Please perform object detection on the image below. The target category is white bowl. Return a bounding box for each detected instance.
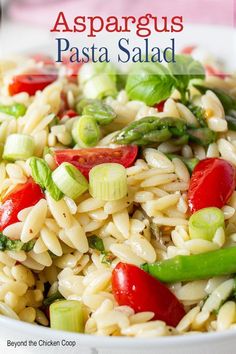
[0,23,236,354]
[1,315,236,354]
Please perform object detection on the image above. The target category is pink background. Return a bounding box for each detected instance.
[8,0,236,27]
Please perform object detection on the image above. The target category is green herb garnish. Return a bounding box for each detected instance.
[88,235,105,252]
[30,157,63,201]
[125,55,205,106]
[0,233,35,252]
[168,54,205,104]
[101,251,116,265]
[126,62,175,106]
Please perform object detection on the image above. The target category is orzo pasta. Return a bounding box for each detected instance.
[0,50,236,337]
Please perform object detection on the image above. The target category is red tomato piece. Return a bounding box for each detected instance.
[188,158,236,213]
[154,100,166,112]
[59,109,78,120]
[59,91,70,116]
[181,45,196,55]
[205,65,228,80]
[66,62,83,82]
[31,54,55,66]
[62,56,83,83]
[9,68,58,96]
[112,263,185,327]
[54,146,138,179]
[0,178,44,231]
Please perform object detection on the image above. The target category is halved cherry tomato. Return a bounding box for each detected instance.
[59,109,78,120]
[0,178,44,231]
[181,45,196,55]
[188,158,236,213]
[112,263,185,327]
[205,65,228,80]
[30,54,55,66]
[54,146,138,179]
[154,100,166,112]
[9,68,58,96]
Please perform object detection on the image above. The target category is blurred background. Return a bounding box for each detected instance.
[0,0,235,69]
[1,0,235,26]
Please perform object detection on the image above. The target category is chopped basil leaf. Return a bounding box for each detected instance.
[125,56,205,106]
[0,233,35,252]
[117,74,128,91]
[125,62,175,106]
[30,157,63,201]
[88,235,105,252]
[168,55,205,88]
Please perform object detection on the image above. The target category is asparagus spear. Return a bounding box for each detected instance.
[142,247,236,283]
[113,116,216,146]
[194,85,236,131]
[187,127,216,146]
[194,85,236,112]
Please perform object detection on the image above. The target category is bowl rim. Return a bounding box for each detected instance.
[1,315,236,348]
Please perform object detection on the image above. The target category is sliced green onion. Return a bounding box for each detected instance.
[0,103,26,118]
[3,134,35,161]
[76,98,95,114]
[89,163,127,201]
[189,207,225,241]
[72,115,100,147]
[79,62,117,85]
[83,74,117,99]
[79,62,117,99]
[50,300,84,333]
[52,162,88,199]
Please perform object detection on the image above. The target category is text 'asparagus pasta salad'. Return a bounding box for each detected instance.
[0,48,236,337]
